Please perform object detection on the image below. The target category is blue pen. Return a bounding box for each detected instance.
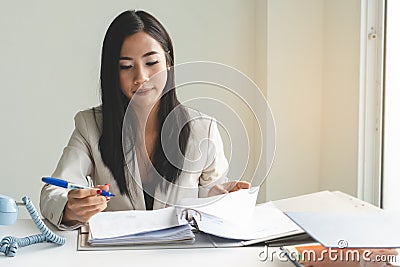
[42,177,115,197]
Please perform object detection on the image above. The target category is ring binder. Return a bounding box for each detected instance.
[180,208,202,232]
[82,188,305,249]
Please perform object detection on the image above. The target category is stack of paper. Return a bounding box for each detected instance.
[88,207,194,245]
[89,224,194,246]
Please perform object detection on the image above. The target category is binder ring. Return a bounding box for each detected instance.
[181,208,202,231]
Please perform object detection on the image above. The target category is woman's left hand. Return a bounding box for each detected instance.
[208,180,251,197]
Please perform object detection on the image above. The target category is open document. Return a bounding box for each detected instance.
[88,187,303,246]
[193,201,304,241]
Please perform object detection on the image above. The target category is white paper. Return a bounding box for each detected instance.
[178,187,259,224]
[89,207,183,239]
[196,202,303,240]
[286,211,400,248]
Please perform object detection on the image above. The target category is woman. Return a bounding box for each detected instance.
[40,10,250,230]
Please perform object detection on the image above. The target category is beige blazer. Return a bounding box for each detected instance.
[40,106,228,229]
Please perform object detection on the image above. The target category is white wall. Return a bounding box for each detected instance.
[265,0,323,200]
[265,0,361,200]
[320,0,360,196]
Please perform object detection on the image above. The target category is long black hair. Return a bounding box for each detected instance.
[99,10,190,195]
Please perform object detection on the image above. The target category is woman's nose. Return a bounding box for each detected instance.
[133,66,149,85]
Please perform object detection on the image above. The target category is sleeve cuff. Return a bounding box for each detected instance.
[40,185,83,230]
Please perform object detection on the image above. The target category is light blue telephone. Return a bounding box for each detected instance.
[0,194,65,257]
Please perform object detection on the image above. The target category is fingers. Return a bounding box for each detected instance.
[64,186,110,223]
[96,184,110,192]
[229,181,251,192]
[68,192,106,208]
[225,181,251,193]
[95,184,111,202]
[64,204,107,223]
[208,181,252,197]
[68,188,100,199]
[220,181,239,192]
[64,195,108,223]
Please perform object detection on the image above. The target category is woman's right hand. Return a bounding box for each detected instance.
[62,184,110,225]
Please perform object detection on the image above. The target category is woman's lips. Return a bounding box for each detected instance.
[133,87,154,96]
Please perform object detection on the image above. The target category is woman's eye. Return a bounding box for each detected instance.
[146,60,159,66]
[119,65,133,70]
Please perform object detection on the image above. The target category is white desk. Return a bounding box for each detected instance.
[0,191,379,267]
[1,220,292,267]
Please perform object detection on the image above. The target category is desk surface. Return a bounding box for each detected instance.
[0,191,379,267]
[1,220,290,267]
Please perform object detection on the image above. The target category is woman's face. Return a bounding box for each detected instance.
[119,31,168,110]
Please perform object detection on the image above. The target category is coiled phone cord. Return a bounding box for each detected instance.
[0,196,66,257]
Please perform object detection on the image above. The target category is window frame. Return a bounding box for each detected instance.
[357,0,385,207]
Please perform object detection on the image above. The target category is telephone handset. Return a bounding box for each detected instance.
[0,194,65,257]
